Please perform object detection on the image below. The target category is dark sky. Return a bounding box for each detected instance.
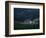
[14,8,39,21]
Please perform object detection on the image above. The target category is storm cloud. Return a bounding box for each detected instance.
[14,8,39,21]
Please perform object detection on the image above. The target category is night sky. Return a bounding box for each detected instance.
[14,8,39,22]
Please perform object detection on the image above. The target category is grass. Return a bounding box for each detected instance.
[14,23,39,30]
